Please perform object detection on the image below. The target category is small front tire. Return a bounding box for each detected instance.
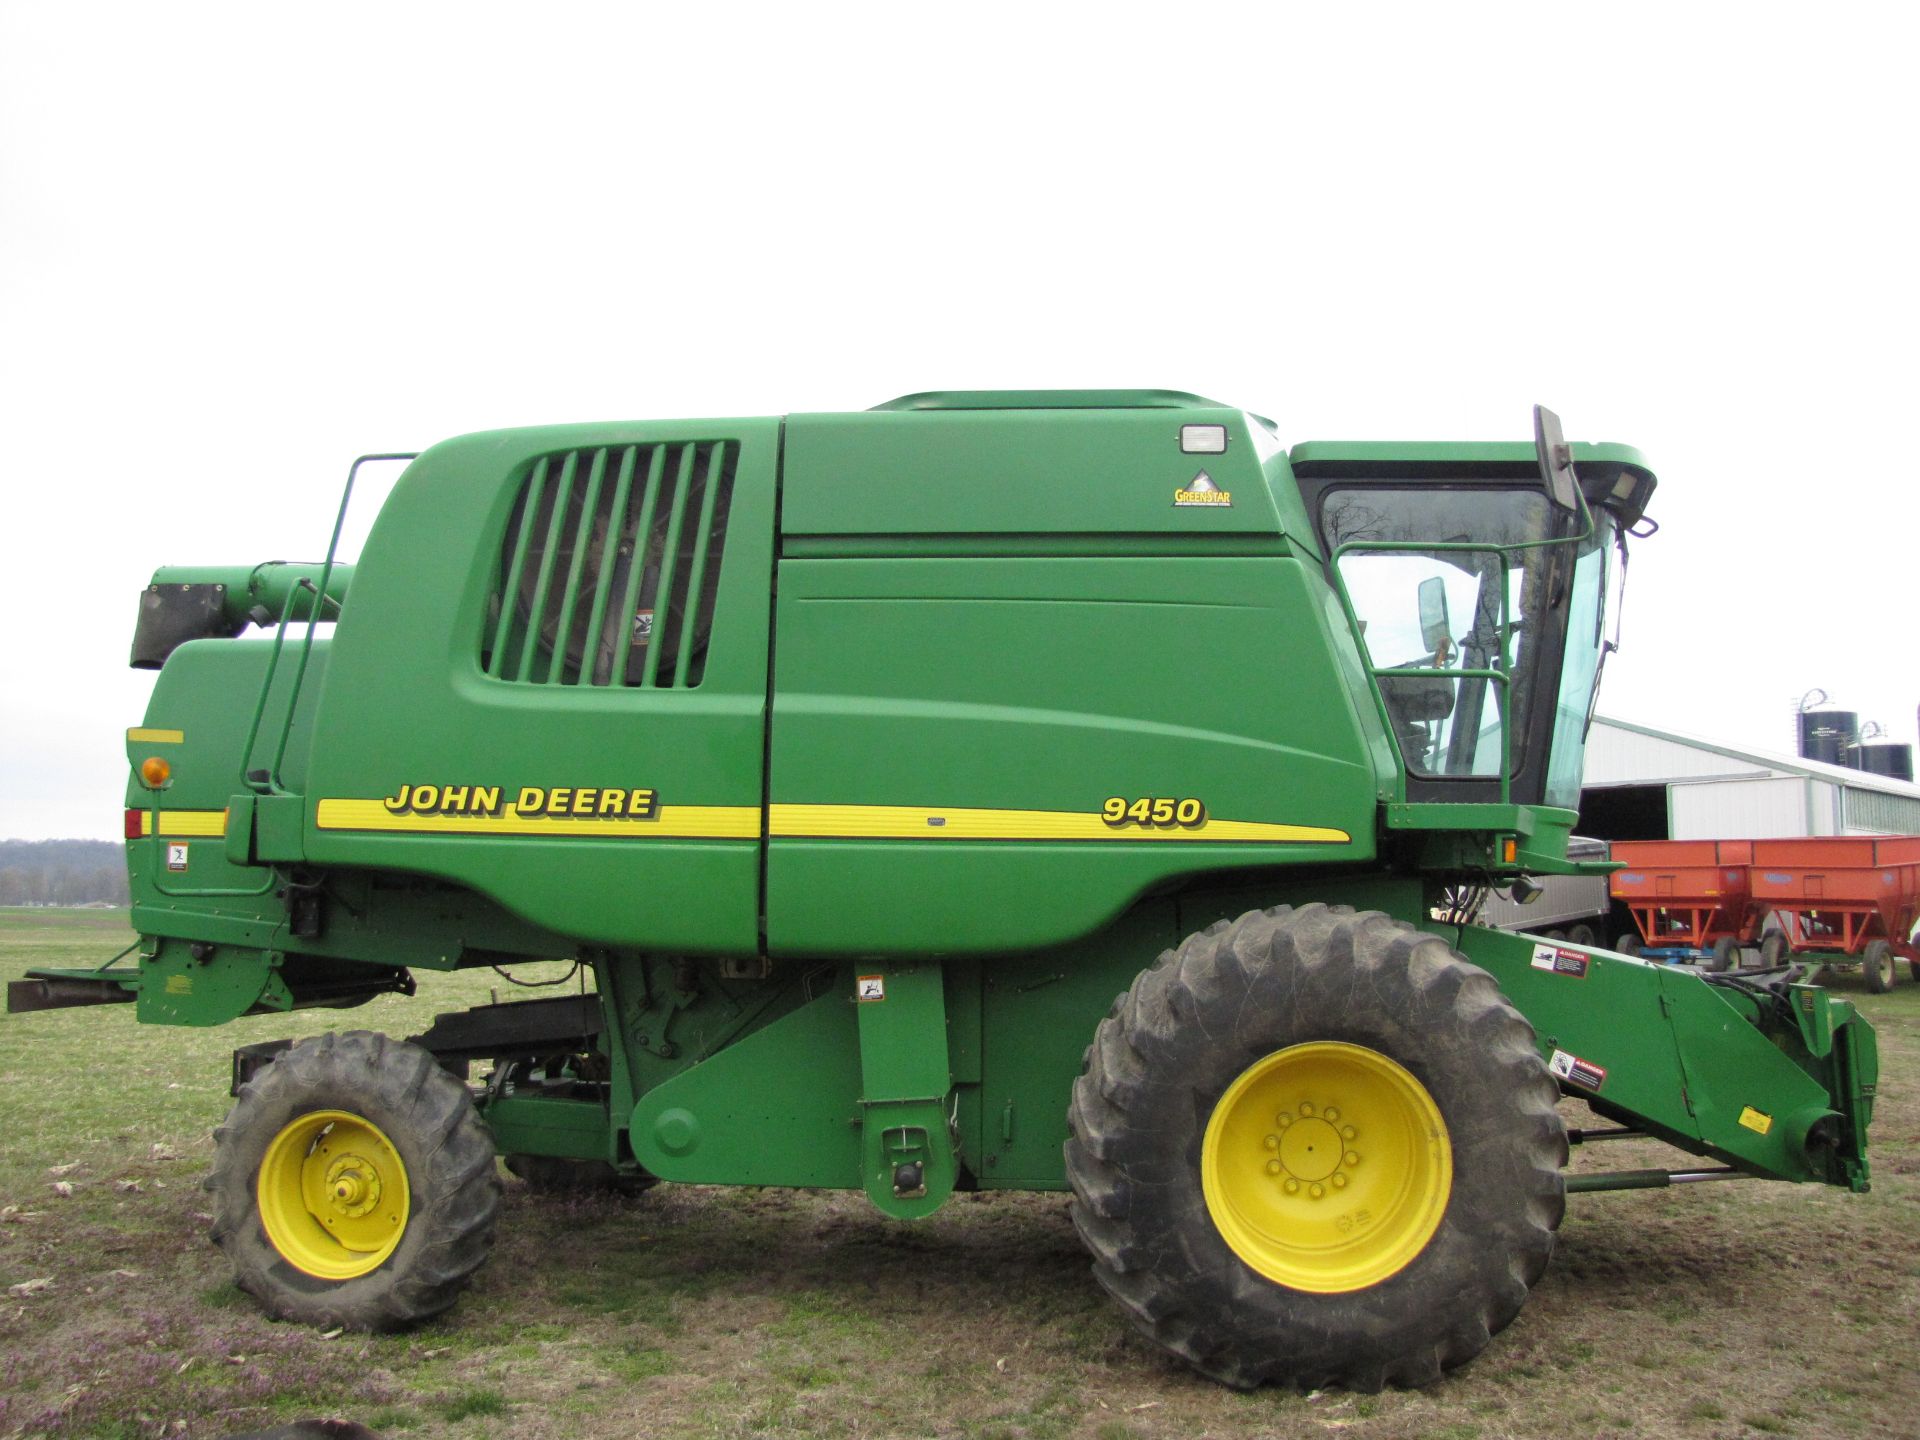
[208,1031,502,1331]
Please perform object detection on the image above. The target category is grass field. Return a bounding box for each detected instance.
[2,908,1916,1440]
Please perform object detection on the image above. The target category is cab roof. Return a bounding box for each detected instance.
[1288,439,1654,482]
[872,389,1226,412]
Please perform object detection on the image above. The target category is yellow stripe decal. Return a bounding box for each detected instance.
[768,804,1350,844]
[128,728,185,745]
[151,810,229,838]
[314,799,760,839]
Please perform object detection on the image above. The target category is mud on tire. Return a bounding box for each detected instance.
[207,1030,502,1330]
[1064,903,1566,1391]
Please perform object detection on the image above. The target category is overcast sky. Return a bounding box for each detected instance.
[2,6,1914,841]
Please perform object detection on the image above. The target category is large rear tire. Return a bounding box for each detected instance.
[1065,904,1566,1391]
[208,1031,502,1330]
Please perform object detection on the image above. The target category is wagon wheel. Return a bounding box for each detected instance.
[1615,932,1642,958]
[1862,939,1895,994]
[1567,924,1597,948]
[1759,931,1791,968]
[1707,937,1740,973]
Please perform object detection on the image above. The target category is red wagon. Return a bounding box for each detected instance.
[1608,839,1764,971]
[1749,835,1920,993]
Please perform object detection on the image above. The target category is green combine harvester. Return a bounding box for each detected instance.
[9,393,1877,1390]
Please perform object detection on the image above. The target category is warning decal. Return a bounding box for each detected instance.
[856,975,886,1003]
[1529,943,1590,978]
[1548,1048,1607,1092]
[166,842,189,873]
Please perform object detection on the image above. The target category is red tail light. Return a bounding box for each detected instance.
[124,809,145,840]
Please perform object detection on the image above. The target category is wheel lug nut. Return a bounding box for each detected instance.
[1299,1103,1316,1118]
[1266,1160,1282,1175]
[1264,1134,1279,1150]
[1323,1107,1340,1123]
[1309,1183,1324,1199]
[1333,1173,1348,1189]
[1284,1179,1300,1195]
[1344,1152,1360,1167]
[1276,1113,1293,1129]
[1342,1126,1357,1141]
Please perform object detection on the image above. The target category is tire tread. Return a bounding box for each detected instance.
[1063,904,1565,1391]
[207,1030,501,1332]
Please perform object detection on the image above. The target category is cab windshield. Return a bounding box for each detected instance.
[1323,486,1613,807]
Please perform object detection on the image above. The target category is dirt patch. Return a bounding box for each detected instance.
[5,911,1918,1439]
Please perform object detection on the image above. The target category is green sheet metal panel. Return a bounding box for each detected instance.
[302,420,780,954]
[629,985,865,1188]
[782,406,1288,537]
[134,940,288,1026]
[126,641,323,950]
[855,963,951,1102]
[482,1094,621,1163]
[975,901,1182,1189]
[764,555,1380,956]
[1443,924,1843,1183]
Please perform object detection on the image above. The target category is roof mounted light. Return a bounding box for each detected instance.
[1180,424,1228,454]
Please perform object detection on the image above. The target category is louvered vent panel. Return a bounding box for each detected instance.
[483,441,736,687]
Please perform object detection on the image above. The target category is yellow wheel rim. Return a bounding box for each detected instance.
[257,1109,411,1280]
[1201,1042,1451,1293]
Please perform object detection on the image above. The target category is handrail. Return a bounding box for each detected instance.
[239,580,312,790]
[244,452,417,795]
[1326,539,1515,804]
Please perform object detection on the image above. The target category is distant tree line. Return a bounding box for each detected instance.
[0,840,130,906]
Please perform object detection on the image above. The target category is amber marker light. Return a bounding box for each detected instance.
[139,756,172,788]
[1502,838,1518,864]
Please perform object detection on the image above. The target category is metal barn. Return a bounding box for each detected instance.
[1580,716,1920,843]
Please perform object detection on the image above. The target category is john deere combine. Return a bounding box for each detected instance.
[10,393,1877,1389]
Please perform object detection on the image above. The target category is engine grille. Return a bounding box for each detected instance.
[484,441,736,688]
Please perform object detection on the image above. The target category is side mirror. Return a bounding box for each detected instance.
[1417,576,1451,654]
[1533,404,1582,515]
